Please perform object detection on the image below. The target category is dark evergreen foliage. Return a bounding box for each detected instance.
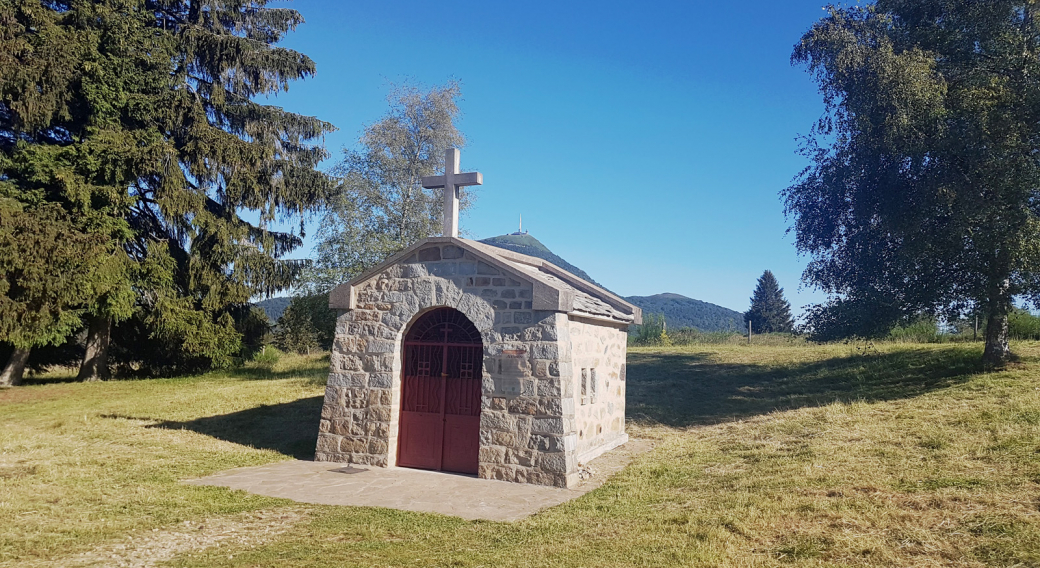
[787,1,1040,363]
[744,271,794,334]
[275,293,335,354]
[0,0,333,376]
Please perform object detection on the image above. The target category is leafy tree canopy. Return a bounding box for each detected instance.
[301,82,467,293]
[786,1,1040,363]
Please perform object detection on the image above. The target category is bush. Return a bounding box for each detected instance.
[1009,309,1040,340]
[632,313,671,346]
[274,293,336,354]
[888,318,944,343]
[250,345,283,366]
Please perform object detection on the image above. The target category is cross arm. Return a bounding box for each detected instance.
[421,172,483,189]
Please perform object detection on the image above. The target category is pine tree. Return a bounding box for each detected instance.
[745,270,794,334]
[0,201,111,386]
[0,1,334,377]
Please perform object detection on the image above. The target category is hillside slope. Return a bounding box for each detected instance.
[625,293,743,332]
[478,234,600,286]
[255,296,291,322]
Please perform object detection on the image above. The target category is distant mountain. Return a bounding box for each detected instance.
[624,293,744,332]
[255,296,291,322]
[480,235,742,332]
[478,233,600,285]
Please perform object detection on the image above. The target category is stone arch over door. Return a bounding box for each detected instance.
[396,307,484,474]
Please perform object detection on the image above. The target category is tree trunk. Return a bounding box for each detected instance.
[982,280,1012,365]
[77,315,111,382]
[1,348,30,387]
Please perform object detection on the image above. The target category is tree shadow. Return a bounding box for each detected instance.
[626,346,991,428]
[107,396,325,459]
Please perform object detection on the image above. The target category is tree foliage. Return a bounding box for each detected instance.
[301,82,467,293]
[274,293,335,354]
[0,0,333,376]
[633,312,671,346]
[786,1,1040,363]
[744,270,794,334]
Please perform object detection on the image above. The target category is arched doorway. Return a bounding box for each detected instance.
[397,308,483,474]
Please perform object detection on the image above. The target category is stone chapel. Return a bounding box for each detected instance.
[315,149,641,488]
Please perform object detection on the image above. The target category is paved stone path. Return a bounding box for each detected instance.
[186,439,652,522]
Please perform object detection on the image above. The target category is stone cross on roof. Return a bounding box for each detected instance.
[421,148,483,238]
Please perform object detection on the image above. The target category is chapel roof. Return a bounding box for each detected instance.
[329,237,642,326]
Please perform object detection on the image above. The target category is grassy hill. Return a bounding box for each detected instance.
[2,342,1038,566]
[478,233,600,285]
[626,292,744,332]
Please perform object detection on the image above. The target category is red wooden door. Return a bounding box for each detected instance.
[398,309,482,474]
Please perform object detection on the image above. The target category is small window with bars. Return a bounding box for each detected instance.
[590,368,598,404]
[581,368,588,405]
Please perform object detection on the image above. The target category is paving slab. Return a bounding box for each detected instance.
[186,439,652,522]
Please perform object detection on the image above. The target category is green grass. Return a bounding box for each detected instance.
[3,343,1040,566]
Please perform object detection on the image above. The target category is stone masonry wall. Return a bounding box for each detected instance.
[315,243,580,488]
[569,317,628,461]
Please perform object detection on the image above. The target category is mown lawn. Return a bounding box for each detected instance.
[2,342,1039,567]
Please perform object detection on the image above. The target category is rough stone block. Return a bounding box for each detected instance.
[490,465,516,481]
[532,417,565,434]
[509,302,523,310]
[367,406,392,422]
[318,419,331,433]
[458,262,477,275]
[477,262,500,275]
[501,289,516,299]
[479,446,506,464]
[537,378,561,397]
[417,247,441,261]
[492,278,506,286]
[528,434,566,452]
[315,434,339,454]
[506,448,536,467]
[507,398,538,415]
[368,439,388,455]
[492,431,517,447]
[481,411,516,431]
[369,373,393,389]
[427,262,456,277]
[366,340,396,354]
[539,453,568,474]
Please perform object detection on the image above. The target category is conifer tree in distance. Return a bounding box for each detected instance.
[745,270,794,334]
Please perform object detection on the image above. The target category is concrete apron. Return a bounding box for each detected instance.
[185,439,652,522]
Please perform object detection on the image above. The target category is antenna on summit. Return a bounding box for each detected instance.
[511,214,528,236]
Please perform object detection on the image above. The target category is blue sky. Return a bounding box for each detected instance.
[267,0,833,315]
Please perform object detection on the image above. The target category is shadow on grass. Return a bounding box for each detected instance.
[626,346,989,428]
[107,396,325,459]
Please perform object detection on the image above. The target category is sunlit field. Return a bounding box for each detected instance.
[2,343,1038,567]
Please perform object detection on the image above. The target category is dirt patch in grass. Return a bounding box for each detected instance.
[49,508,309,568]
